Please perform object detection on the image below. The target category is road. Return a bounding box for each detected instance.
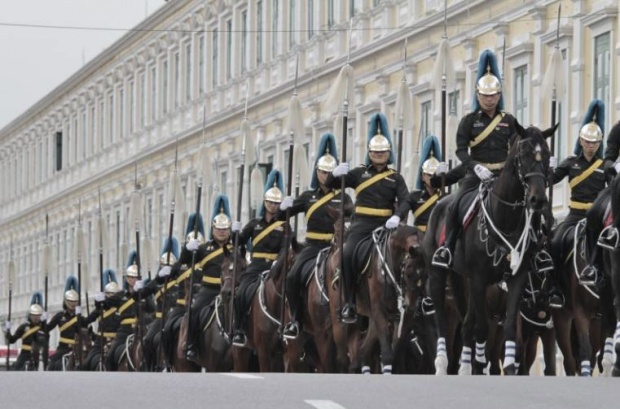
[1,372,616,409]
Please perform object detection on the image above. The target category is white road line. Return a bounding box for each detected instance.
[222,373,264,379]
[305,399,347,409]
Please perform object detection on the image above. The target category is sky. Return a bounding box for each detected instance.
[0,0,168,129]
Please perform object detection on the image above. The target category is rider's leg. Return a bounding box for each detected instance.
[232,280,248,346]
[283,258,303,339]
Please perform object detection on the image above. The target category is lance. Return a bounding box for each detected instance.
[395,38,413,174]
[186,108,209,347]
[128,161,144,370]
[42,215,52,369]
[229,83,254,338]
[542,4,563,211]
[6,240,15,371]
[95,189,109,372]
[75,199,86,369]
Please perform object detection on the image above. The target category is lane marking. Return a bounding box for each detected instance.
[305,399,347,409]
[222,373,264,379]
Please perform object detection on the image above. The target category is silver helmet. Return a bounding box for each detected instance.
[579,122,603,143]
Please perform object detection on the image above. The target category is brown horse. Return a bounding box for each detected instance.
[232,243,299,372]
[62,327,93,371]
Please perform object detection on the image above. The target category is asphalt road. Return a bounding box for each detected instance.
[1,372,616,409]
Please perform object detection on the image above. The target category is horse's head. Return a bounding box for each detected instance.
[391,226,424,308]
[510,123,557,211]
[326,206,344,249]
[220,245,245,303]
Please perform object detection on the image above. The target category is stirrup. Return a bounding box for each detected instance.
[420,297,435,316]
[578,265,598,287]
[534,250,554,273]
[340,304,357,324]
[598,226,620,250]
[282,322,300,340]
[232,332,247,347]
[431,247,452,268]
[548,292,565,309]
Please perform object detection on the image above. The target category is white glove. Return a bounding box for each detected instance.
[75,306,82,316]
[385,215,401,229]
[436,162,448,175]
[474,164,493,181]
[134,279,145,291]
[186,238,200,252]
[549,156,557,169]
[280,196,294,211]
[4,321,11,332]
[94,292,105,302]
[332,162,350,178]
[232,221,242,233]
[614,162,620,174]
[158,265,172,278]
[41,311,48,322]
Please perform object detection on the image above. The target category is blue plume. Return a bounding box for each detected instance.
[126,250,138,269]
[30,291,43,306]
[185,212,205,238]
[574,99,605,158]
[160,237,180,260]
[416,135,443,190]
[64,275,79,293]
[258,169,285,217]
[472,49,504,112]
[102,269,118,286]
[210,194,232,239]
[365,112,395,165]
[310,133,339,189]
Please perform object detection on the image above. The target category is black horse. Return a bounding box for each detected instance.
[425,124,556,375]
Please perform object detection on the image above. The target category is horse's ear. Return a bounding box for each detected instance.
[541,123,559,139]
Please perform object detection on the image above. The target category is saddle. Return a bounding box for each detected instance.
[438,188,483,246]
[352,236,379,278]
[303,248,330,288]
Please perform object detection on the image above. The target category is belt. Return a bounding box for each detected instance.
[251,252,278,261]
[355,206,393,217]
[21,345,32,351]
[121,318,137,325]
[569,200,592,210]
[202,276,222,285]
[176,299,186,306]
[100,332,116,338]
[59,337,76,345]
[482,161,505,171]
[415,224,427,232]
[155,312,163,318]
[306,231,334,241]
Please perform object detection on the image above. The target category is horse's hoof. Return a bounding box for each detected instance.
[361,365,371,375]
[434,355,448,376]
[382,364,392,375]
[458,363,472,376]
[503,364,516,375]
[612,366,620,377]
[473,360,487,375]
[601,357,613,377]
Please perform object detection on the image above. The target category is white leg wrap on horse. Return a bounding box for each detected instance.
[435,337,449,376]
[602,337,614,377]
[361,365,371,375]
[503,341,516,368]
[580,360,591,377]
[475,341,487,364]
[437,337,447,357]
[615,321,620,346]
[382,364,392,375]
[459,347,472,375]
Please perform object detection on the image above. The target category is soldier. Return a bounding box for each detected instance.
[596,120,620,248]
[432,49,524,269]
[4,294,46,371]
[82,270,123,371]
[184,194,233,361]
[231,169,287,347]
[280,133,353,339]
[550,100,609,288]
[329,112,409,323]
[46,276,95,371]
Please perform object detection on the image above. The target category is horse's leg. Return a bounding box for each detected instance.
[430,268,449,375]
[541,328,557,376]
[611,254,620,377]
[459,278,477,376]
[470,277,490,375]
[573,303,593,376]
[502,271,528,375]
[552,308,576,376]
[358,319,378,374]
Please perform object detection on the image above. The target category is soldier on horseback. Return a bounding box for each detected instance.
[550,100,609,288]
[184,194,233,362]
[597,120,620,249]
[431,50,530,269]
[281,133,353,339]
[231,169,287,347]
[329,112,409,323]
[4,294,46,371]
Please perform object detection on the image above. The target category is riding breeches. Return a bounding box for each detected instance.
[444,173,480,248]
[286,241,327,321]
[188,285,220,346]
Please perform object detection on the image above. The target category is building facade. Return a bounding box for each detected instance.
[1,0,618,341]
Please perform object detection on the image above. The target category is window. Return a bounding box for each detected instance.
[162,60,169,114]
[100,100,105,148]
[108,93,115,144]
[185,43,192,102]
[327,1,334,28]
[226,19,232,80]
[140,73,146,127]
[198,35,205,94]
[115,211,121,269]
[118,88,124,138]
[220,170,227,195]
[594,32,610,108]
[129,81,135,134]
[90,105,95,155]
[55,131,62,171]
[421,101,432,139]
[272,0,279,58]
[151,66,157,122]
[350,0,355,18]
[72,116,78,164]
[448,90,460,117]
[513,65,528,125]
[307,0,314,40]
[81,110,87,158]
[241,11,248,73]
[373,0,381,6]
[174,51,180,108]
[257,1,263,65]
[289,0,296,49]
[212,29,219,88]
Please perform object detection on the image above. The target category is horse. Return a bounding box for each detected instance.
[232,242,300,372]
[605,173,620,376]
[61,327,93,371]
[429,124,556,375]
[117,296,155,372]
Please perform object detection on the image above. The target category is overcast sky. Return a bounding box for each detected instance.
[0,0,168,129]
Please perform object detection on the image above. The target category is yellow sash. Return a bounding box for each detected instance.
[155,280,177,301]
[176,245,232,284]
[21,325,41,341]
[413,193,440,219]
[58,316,78,333]
[569,159,603,189]
[305,190,340,221]
[469,113,505,148]
[251,221,285,248]
[355,170,395,196]
[97,307,118,321]
[118,298,135,314]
